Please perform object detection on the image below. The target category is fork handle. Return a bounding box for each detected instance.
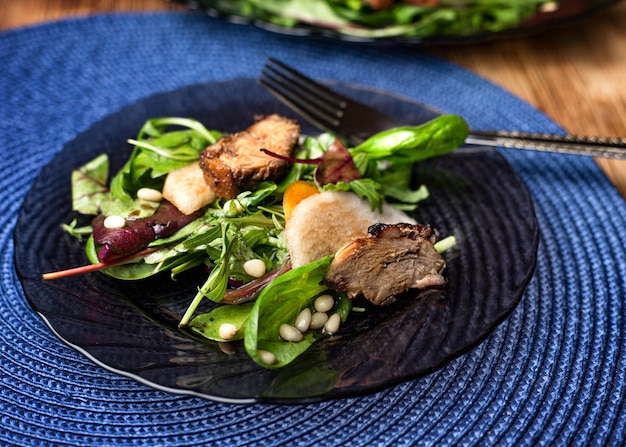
[466,130,626,159]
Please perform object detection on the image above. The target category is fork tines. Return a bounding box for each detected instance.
[260,58,346,134]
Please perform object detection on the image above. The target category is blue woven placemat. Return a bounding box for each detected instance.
[1,12,625,446]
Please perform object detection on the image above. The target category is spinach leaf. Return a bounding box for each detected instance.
[350,114,468,163]
[189,302,256,342]
[244,256,333,368]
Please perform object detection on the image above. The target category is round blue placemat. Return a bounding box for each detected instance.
[1,12,625,446]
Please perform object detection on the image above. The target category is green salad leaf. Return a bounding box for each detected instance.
[244,256,333,368]
[110,117,221,201]
[57,110,466,368]
[190,302,255,342]
[350,114,469,162]
[71,153,110,215]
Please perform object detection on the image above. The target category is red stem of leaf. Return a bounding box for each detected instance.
[221,262,292,304]
[260,148,321,165]
[41,246,162,280]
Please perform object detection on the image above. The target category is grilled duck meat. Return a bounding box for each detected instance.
[199,114,300,198]
[323,223,446,306]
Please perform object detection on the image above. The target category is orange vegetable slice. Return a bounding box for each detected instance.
[283,180,319,222]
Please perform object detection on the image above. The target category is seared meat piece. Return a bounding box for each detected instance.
[323,223,446,306]
[199,114,300,198]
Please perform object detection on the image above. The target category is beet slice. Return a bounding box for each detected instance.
[92,201,201,262]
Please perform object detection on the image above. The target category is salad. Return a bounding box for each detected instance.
[45,112,468,368]
[189,0,559,39]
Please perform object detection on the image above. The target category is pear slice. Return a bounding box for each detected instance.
[284,190,415,268]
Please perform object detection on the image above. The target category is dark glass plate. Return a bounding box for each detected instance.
[14,79,538,404]
[175,0,619,45]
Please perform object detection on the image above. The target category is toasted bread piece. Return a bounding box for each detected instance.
[284,190,415,268]
[162,161,216,215]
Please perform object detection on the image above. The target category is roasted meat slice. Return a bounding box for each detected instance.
[323,223,446,306]
[199,114,300,198]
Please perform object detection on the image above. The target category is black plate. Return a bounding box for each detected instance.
[14,79,538,404]
[177,0,619,45]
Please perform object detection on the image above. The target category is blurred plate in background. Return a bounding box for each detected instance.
[173,0,620,44]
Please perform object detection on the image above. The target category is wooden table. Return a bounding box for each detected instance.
[3,0,626,197]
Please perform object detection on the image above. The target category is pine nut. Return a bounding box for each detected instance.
[309,312,328,330]
[279,323,303,342]
[137,187,163,202]
[295,308,312,333]
[218,323,238,340]
[258,350,276,365]
[243,259,266,278]
[539,2,559,13]
[314,294,334,313]
[103,215,125,229]
[324,313,341,334]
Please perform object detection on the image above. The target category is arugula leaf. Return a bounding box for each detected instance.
[61,219,93,240]
[178,222,237,327]
[322,178,384,212]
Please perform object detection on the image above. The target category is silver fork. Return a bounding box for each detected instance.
[259,58,626,159]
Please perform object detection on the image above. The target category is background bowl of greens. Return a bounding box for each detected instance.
[174,0,620,44]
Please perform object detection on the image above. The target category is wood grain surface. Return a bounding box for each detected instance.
[2,0,625,198]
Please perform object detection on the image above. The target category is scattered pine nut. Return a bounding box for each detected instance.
[137,187,163,202]
[324,313,341,334]
[539,2,559,13]
[103,215,125,229]
[314,294,334,313]
[295,308,312,333]
[258,350,276,365]
[243,259,266,278]
[279,323,303,342]
[309,312,328,330]
[218,323,238,340]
